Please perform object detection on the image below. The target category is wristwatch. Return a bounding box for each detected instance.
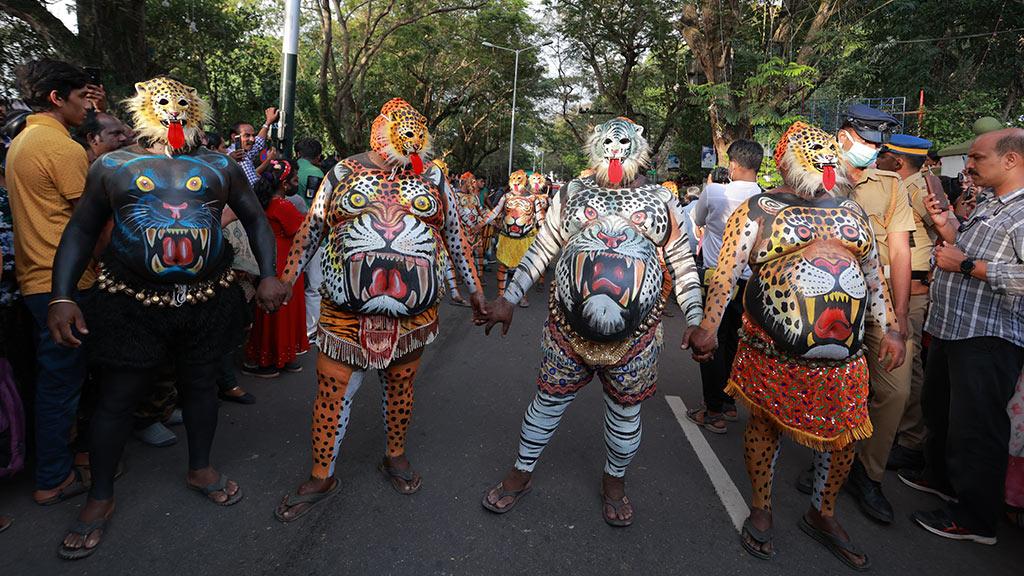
[960,257,976,278]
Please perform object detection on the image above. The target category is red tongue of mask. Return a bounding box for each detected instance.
[822,165,836,191]
[409,152,424,175]
[608,158,623,186]
[167,122,185,150]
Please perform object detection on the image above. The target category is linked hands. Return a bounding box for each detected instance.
[257,276,290,313]
[478,296,514,336]
[682,325,717,363]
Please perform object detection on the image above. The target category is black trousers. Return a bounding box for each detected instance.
[698,279,745,413]
[922,336,1024,535]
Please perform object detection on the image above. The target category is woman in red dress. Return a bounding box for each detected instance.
[244,161,309,376]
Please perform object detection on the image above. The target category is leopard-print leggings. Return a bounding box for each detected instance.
[310,351,421,480]
[744,411,854,516]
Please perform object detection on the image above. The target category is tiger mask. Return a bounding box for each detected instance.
[528,172,547,195]
[586,117,651,188]
[774,121,849,200]
[370,98,432,175]
[508,169,528,194]
[126,76,210,152]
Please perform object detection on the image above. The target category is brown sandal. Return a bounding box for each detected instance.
[600,492,634,527]
[686,407,727,434]
[378,458,422,495]
[481,480,533,514]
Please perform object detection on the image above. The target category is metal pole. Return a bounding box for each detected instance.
[507,49,520,177]
[279,0,300,159]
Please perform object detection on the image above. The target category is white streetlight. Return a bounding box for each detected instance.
[482,39,553,176]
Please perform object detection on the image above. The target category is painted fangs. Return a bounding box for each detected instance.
[151,254,165,274]
[198,229,208,249]
[146,228,158,246]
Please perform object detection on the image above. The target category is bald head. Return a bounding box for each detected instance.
[967,128,1024,194]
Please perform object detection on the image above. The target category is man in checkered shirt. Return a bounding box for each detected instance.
[900,128,1024,545]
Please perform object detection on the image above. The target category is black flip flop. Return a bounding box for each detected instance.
[187,474,244,506]
[481,480,533,514]
[58,515,111,560]
[378,459,422,495]
[218,388,256,405]
[741,517,774,560]
[274,479,339,523]
[798,515,871,571]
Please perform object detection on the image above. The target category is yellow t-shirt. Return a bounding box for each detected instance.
[849,168,916,268]
[6,114,95,296]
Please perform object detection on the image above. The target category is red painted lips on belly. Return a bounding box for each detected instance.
[813,306,852,341]
[161,235,194,266]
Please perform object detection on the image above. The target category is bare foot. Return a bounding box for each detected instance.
[805,508,867,568]
[187,466,239,504]
[484,469,532,511]
[61,498,114,556]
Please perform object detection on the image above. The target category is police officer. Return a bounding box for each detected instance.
[875,134,948,474]
[838,104,915,524]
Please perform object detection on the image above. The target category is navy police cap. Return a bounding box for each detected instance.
[884,134,932,156]
[843,103,901,144]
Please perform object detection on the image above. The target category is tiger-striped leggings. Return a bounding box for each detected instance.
[744,411,855,516]
[513,391,642,477]
[309,351,421,480]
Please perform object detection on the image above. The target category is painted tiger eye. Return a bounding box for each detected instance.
[186,176,203,191]
[349,192,367,208]
[412,195,432,212]
[135,175,155,192]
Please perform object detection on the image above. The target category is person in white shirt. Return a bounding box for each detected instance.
[686,139,763,433]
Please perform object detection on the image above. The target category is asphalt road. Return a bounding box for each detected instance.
[1,282,1020,576]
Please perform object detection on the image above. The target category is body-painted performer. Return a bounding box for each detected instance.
[459,171,487,280]
[528,171,550,292]
[274,98,485,522]
[46,77,288,559]
[480,117,703,526]
[431,158,469,306]
[479,169,540,307]
[690,122,905,569]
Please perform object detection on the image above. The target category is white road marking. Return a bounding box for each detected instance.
[665,395,748,532]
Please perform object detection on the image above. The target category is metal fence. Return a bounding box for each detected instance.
[801,96,909,133]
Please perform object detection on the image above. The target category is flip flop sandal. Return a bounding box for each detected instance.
[378,459,422,495]
[36,469,89,506]
[187,474,244,507]
[481,480,533,514]
[518,299,530,308]
[58,513,112,560]
[685,407,727,435]
[600,492,634,527]
[798,516,871,572]
[274,479,339,523]
[723,405,740,422]
[450,297,471,307]
[741,517,775,560]
[0,516,12,534]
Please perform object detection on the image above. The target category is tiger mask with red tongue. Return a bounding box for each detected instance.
[774,121,849,200]
[126,76,210,152]
[370,98,432,175]
[585,116,650,188]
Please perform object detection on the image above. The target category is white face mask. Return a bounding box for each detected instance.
[840,130,879,168]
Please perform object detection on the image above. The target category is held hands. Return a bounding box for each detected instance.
[265,107,280,125]
[469,290,488,325]
[482,297,514,336]
[682,325,717,363]
[933,241,967,273]
[879,329,906,371]
[47,302,89,348]
[256,277,290,313]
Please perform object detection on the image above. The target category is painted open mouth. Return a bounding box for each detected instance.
[803,290,860,347]
[348,251,433,309]
[160,119,187,127]
[573,251,645,308]
[145,226,209,274]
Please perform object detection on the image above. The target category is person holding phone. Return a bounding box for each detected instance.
[227,107,279,186]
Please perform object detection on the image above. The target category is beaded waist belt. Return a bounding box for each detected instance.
[96,262,237,308]
[548,287,665,366]
[739,326,864,368]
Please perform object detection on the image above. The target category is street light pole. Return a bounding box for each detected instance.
[278,0,300,159]
[482,40,552,177]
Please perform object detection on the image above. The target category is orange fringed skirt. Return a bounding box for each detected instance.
[725,315,872,452]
